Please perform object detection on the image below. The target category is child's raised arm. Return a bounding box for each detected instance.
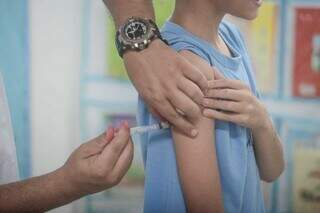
[172,51,224,213]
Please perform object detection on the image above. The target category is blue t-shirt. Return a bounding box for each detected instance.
[136,20,265,213]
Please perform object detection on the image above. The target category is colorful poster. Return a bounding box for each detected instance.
[293,142,320,213]
[106,0,175,80]
[248,2,278,94]
[281,121,320,213]
[292,7,320,98]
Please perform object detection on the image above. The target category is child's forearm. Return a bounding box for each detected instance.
[252,117,284,182]
[172,118,223,213]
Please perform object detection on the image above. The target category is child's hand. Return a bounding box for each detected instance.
[60,121,134,196]
[202,69,269,131]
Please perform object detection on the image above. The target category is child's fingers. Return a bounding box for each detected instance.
[111,138,134,179]
[208,79,248,90]
[205,88,245,102]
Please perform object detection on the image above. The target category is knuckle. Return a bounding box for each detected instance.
[206,90,213,97]
[190,88,200,99]
[152,93,164,104]
[142,86,155,99]
[221,79,227,85]
[187,105,201,117]
[243,115,250,123]
[176,57,186,71]
[95,168,107,180]
[169,111,180,121]
[168,68,178,79]
[224,89,230,95]
[193,71,201,81]
[209,99,216,107]
[245,94,254,102]
[247,104,254,112]
[226,102,232,109]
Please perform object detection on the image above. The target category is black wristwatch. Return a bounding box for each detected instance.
[115,17,168,57]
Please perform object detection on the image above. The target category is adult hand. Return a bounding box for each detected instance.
[61,121,134,195]
[202,70,269,131]
[124,40,208,137]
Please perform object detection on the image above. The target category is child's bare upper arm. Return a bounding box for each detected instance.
[172,50,223,213]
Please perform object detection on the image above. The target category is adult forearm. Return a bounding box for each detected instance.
[103,0,154,27]
[0,168,81,212]
[252,118,284,182]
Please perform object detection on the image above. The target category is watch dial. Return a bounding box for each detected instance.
[124,21,147,40]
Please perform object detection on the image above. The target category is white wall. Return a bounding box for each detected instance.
[29,0,82,212]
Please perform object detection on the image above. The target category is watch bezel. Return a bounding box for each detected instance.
[115,17,167,57]
[120,17,154,48]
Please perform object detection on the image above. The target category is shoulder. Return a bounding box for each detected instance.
[161,21,211,63]
[179,50,214,80]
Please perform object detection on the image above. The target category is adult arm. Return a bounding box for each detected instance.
[103,0,208,137]
[0,123,133,212]
[172,51,223,213]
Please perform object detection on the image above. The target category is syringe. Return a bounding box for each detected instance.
[130,122,170,136]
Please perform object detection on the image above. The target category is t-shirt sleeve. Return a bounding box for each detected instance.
[164,33,211,63]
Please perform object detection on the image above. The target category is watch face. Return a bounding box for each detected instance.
[124,20,148,41]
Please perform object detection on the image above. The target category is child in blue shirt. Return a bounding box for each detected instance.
[137,0,284,212]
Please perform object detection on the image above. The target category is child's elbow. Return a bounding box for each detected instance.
[261,162,285,183]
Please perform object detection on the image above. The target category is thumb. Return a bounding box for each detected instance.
[212,67,225,80]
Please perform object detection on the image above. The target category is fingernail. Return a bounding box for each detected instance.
[124,120,129,128]
[120,120,129,129]
[106,126,112,134]
[191,129,198,137]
